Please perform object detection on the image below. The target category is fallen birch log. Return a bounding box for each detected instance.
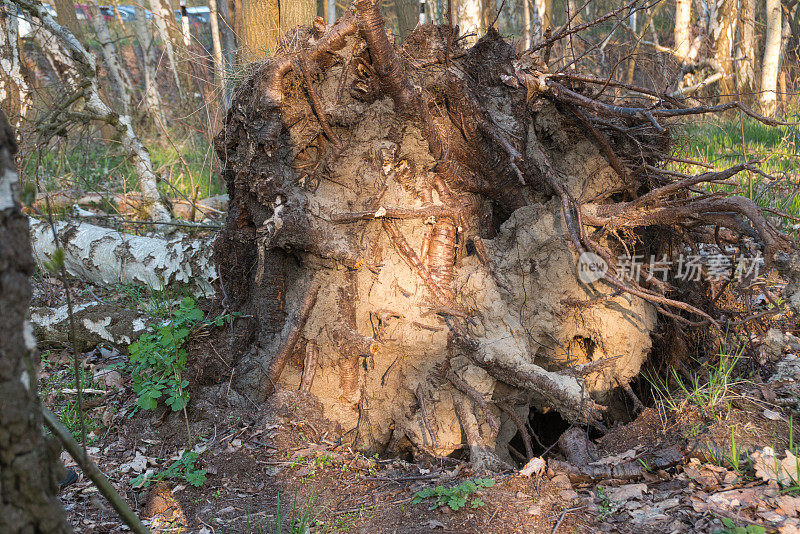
[29,218,217,295]
[30,301,151,352]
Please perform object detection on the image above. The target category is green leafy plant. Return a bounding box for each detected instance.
[124,297,236,413]
[716,517,766,534]
[596,486,621,520]
[132,450,207,489]
[411,478,494,511]
[253,493,318,534]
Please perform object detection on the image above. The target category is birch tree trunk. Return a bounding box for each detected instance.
[674,0,692,62]
[0,2,31,130]
[694,0,709,33]
[533,0,550,39]
[456,0,482,43]
[179,0,192,48]
[709,0,737,101]
[208,0,226,101]
[149,0,185,98]
[736,0,756,100]
[134,5,165,121]
[760,0,782,115]
[87,0,133,114]
[20,0,172,223]
[29,217,216,295]
[239,0,278,61]
[396,0,419,41]
[327,0,336,23]
[0,110,70,534]
[217,0,236,65]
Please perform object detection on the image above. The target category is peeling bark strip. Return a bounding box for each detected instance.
[29,218,216,295]
[0,111,69,532]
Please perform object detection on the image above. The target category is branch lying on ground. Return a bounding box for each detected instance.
[29,217,217,295]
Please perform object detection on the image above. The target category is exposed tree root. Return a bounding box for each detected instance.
[213,0,796,470]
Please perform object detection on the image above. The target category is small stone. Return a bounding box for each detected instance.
[559,489,580,502]
[605,483,647,502]
[527,504,542,516]
[551,473,572,489]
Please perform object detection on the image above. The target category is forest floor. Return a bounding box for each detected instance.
[29,116,800,533]
[33,272,800,534]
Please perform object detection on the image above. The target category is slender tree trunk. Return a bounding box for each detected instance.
[208,0,226,102]
[0,2,31,130]
[694,0,709,33]
[457,0,483,42]
[280,0,316,32]
[239,0,278,61]
[709,0,737,101]
[760,0,781,115]
[674,0,692,62]
[481,0,495,31]
[534,0,549,39]
[87,0,133,114]
[179,0,191,48]
[148,0,185,98]
[327,0,336,23]
[134,5,165,121]
[778,10,792,111]
[396,0,419,40]
[523,0,530,48]
[53,0,83,40]
[737,0,756,100]
[216,0,236,106]
[0,110,71,534]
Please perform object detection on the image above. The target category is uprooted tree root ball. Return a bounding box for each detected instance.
[212,3,794,467]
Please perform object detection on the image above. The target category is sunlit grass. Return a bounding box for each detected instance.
[670,115,800,233]
[20,133,224,203]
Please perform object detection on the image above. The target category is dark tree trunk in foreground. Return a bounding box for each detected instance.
[0,112,69,531]
[214,1,792,467]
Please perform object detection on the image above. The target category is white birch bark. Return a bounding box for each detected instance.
[456,0,482,43]
[0,3,31,131]
[327,0,336,24]
[179,0,191,48]
[216,0,235,104]
[208,0,225,100]
[29,217,216,295]
[148,0,184,97]
[134,5,164,121]
[87,0,133,114]
[533,0,545,39]
[760,0,782,115]
[31,301,152,351]
[674,0,692,62]
[19,0,171,223]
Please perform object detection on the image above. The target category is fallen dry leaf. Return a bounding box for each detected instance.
[753,447,800,486]
[519,457,546,477]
